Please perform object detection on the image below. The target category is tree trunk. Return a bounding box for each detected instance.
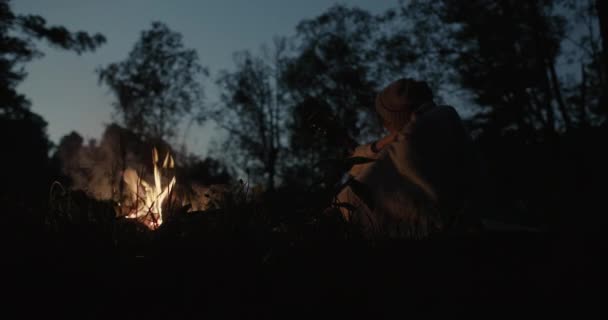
[530,0,559,133]
[266,149,277,191]
[527,94,549,129]
[579,63,589,127]
[597,0,608,114]
[549,61,573,130]
[597,0,608,81]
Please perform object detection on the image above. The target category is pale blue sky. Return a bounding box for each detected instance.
[14,0,396,156]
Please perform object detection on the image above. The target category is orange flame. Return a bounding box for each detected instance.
[123,147,176,229]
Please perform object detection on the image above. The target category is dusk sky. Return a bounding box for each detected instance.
[14,0,396,156]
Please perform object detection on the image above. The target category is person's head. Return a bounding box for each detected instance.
[375,78,434,133]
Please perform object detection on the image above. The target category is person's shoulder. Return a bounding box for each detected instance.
[426,104,464,121]
[434,104,458,114]
[414,104,459,121]
[408,104,466,140]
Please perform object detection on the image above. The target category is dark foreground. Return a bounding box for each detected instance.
[6,223,607,318]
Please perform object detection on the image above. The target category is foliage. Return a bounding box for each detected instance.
[98,21,208,141]
[0,0,105,119]
[0,0,104,205]
[213,39,289,190]
[0,110,53,196]
[281,5,383,187]
[3,0,608,252]
[391,0,605,136]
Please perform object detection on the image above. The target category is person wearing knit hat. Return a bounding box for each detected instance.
[335,78,485,238]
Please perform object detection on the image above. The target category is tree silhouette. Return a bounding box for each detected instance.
[98,22,208,141]
[282,5,381,187]
[0,0,105,119]
[0,0,105,196]
[392,0,605,137]
[213,39,288,190]
[597,0,607,115]
[561,0,605,125]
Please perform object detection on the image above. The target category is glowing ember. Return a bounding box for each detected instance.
[123,147,176,229]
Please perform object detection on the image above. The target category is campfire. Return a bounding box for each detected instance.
[122,147,176,229]
[56,126,235,230]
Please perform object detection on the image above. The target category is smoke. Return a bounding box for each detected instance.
[55,124,228,215]
[56,124,171,200]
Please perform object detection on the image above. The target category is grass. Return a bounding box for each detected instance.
[3,176,605,317]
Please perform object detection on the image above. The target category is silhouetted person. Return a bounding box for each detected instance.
[336,78,484,237]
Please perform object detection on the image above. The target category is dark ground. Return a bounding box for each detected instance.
[6,217,607,317]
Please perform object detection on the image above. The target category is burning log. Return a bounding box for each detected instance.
[56,125,249,230]
[121,147,176,229]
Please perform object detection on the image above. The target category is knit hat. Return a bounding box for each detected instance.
[375,78,434,131]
